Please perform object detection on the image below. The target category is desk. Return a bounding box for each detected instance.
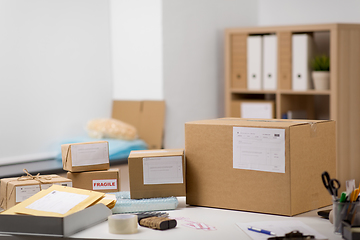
[0,163,342,240]
[69,198,341,240]
[0,199,341,240]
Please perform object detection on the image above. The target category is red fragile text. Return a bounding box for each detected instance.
[93,182,115,187]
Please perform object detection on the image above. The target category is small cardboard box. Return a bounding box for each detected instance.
[112,101,166,149]
[67,169,120,193]
[185,118,336,216]
[0,175,72,210]
[230,100,275,118]
[61,141,110,172]
[128,149,186,199]
[0,203,111,237]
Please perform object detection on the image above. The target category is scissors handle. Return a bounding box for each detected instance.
[330,178,340,197]
[322,171,340,198]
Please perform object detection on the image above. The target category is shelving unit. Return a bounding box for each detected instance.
[224,23,360,191]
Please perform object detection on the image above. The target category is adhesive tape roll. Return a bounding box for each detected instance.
[108,214,138,234]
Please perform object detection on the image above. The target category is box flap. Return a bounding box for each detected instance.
[186,118,331,128]
[129,149,184,158]
[112,100,165,149]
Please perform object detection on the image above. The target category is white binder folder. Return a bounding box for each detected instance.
[247,36,262,90]
[263,35,277,90]
[292,34,313,90]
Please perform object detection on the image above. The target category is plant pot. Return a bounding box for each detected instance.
[312,71,330,90]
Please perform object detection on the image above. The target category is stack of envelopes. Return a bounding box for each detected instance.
[1,185,115,217]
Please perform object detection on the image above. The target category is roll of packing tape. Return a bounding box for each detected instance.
[108,214,138,234]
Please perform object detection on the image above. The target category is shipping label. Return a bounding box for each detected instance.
[15,182,72,203]
[233,127,285,173]
[143,156,183,185]
[71,143,109,167]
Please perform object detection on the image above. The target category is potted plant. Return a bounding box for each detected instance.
[311,55,330,90]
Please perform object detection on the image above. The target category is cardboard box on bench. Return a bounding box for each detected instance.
[185,118,336,216]
[112,100,165,149]
[128,149,186,199]
[67,169,120,193]
[0,174,72,210]
[61,141,110,172]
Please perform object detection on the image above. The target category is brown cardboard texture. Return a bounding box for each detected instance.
[67,169,120,193]
[0,174,72,210]
[230,100,275,118]
[185,118,336,216]
[61,141,110,172]
[128,149,186,199]
[112,100,165,149]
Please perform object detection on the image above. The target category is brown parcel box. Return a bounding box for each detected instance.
[61,141,110,172]
[0,175,72,210]
[112,101,165,149]
[185,118,336,216]
[128,149,186,199]
[67,169,120,193]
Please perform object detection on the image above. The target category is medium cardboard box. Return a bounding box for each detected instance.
[112,100,166,149]
[185,118,336,216]
[128,149,186,199]
[67,169,120,193]
[0,175,72,210]
[61,141,110,172]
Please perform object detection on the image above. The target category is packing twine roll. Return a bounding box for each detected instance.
[139,216,177,230]
[108,214,138,234]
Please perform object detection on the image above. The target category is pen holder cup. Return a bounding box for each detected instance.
[333,200,360,234]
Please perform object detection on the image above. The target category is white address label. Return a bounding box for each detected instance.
[143,156,183,185]
[16,182,72,203]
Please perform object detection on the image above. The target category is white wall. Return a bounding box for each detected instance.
[162,0,258,148]
[258,0,360,26]
[111,0,163,100]
[7,0,358,162]
[0,0,112,164]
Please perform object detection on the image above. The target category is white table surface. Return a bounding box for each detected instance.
[70,197,342,240]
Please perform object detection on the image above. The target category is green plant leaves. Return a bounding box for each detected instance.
[311,55,330,71]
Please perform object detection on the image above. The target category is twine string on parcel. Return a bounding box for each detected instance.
[7,169,54,201]
[17,169,53,184]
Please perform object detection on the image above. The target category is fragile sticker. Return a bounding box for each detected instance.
[93,179,117,190]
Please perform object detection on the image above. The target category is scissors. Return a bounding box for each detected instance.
[321,171,341,200]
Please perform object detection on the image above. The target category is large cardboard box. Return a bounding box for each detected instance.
[0,175,72,210]
[185,118,336,216]
[61,141,110,172]
[67,169,120,193]
[112,101,165,149]
[128,149,186,199]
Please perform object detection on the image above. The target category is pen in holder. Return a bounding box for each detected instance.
[333,200,360,234]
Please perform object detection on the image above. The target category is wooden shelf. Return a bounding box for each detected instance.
[279,90,331,95]
[230,88,331,95]
[224,23,360,193]
[230,89,276,94]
